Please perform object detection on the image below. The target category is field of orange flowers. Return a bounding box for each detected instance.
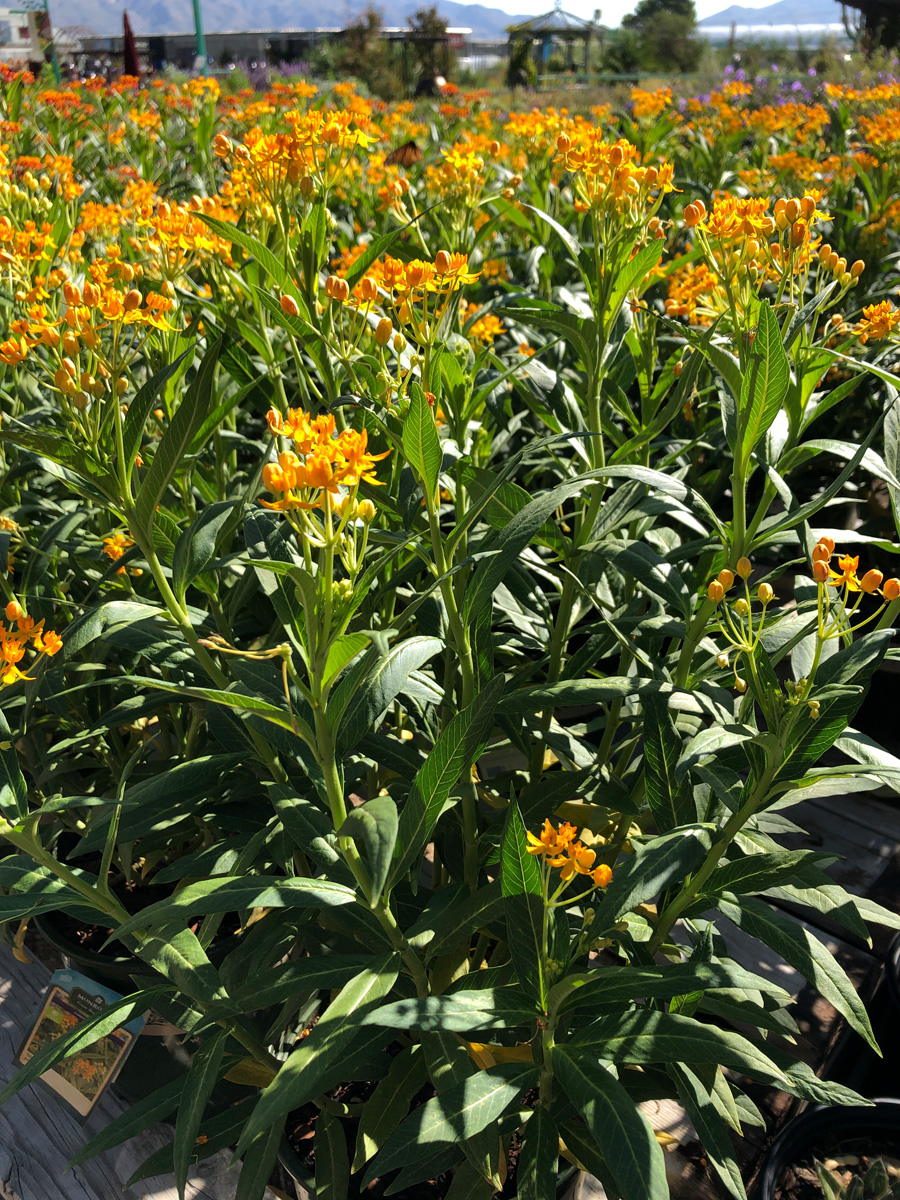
[1,62,900,1200]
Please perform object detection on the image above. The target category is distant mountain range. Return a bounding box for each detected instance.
[58,0,529,38]
[699,0,841,25]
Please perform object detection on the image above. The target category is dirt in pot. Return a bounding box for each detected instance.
[776,1138,900,1200]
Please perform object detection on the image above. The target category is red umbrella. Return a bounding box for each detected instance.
[123,10,140,78]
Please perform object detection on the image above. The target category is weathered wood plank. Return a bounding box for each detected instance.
[0,945,278,1200]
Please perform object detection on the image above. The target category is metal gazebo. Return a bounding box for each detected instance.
[507,0,596,82]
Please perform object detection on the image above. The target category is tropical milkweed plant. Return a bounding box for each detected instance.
[0,65,900,1200]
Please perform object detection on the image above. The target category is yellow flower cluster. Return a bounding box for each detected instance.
[527,819,613,888]
[555,132,676,218]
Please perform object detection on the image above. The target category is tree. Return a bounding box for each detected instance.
[335,5,401,100]
[619,0,703,72]
[407,5,450,92]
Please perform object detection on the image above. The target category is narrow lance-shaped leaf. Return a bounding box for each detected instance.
[553,1048,668,1200]
[739,299,790,469]
[391,675,503,882]
[173,1030,228,1200]
[403,384,442,500]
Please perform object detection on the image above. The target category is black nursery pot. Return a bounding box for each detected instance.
[756,1099,900,1200]
[32,910,154,992]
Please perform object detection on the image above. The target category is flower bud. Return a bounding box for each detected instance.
[358,277,378,303]
[357,499,376,523]
[434,251,452,275]
[813,560,830,583]
[609,144,624,167]
[718,568,735,590]
[734,598,749,617]
[850,260,865,277]
[883,578,900,601]
[123,289,142,312]
[860,569,883,594]
[707,580,725,603]
[683,203,701,229]
[716,652,729,668]
[393,333,406,352]
[812,542,831,562]
[375,317,393,346]
[592,864,612,888]
[757,583,774,604]
[489,140,500,156]
[556,133,571,153]
[736,557,752,579]
[280,294,300,318]
[5,600,22,622]
[72,390,89,410]
[213,133,232,159]
[784,198,801,224]
[734,677,747,693]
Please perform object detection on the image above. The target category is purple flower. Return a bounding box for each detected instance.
[808,67,816,76]
[771,63,778,71]
[791,80,802,91]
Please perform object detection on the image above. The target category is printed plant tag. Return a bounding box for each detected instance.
[17,969,144,1116]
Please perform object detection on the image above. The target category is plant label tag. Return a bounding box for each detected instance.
[17,968,144,1116]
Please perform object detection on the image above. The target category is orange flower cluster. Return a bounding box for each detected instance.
[463,303,505,346]
[0,601,62,687]
[855,300,900,343]
[527,819,613,888]
[811,537,899,599]
[262,410,389,511]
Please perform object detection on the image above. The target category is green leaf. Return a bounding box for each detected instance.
[338,796,398,902]
[200,215,289,288]
[670,1065,748,1200]
[315,1111,350,1200]
[739,299,790,468]
[109,876,357,941]
[133,338,223,538]
[335,636,442,755]
[718,895,879,1051]
[463,478,585,626]
[517,1106,560,1200]
[570,1008,803,1094]
[593,824,713,931]
[364,1064,537,1186]
[353,1045,428,1171]
[235,1122,282,1200]
[604,238,665,321]
[403,384,443,499]
[173,1030,228,1200]
[362,989,537,1032]
[172,500,239,602]
[0,708,27,820]
[228,955,372,1011]
[122,348,194,468]
[236,955,399,1155]
[135,926,230,1007]
[643,693,696,831]
[703,850,827,897]
[501,800,542,897]
[550,961,780,1015]
[324,632,370,688]
[126,1097,259,1186]
[391,676,503,882]
[553,1048,668,1200]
